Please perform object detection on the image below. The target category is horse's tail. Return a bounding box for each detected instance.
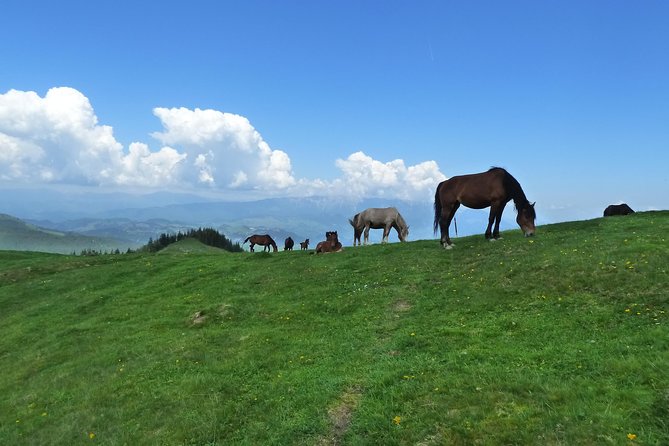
[242,236,251,245]
[433,184,442,235]
[454,216,458,237]
[349,213,360,228]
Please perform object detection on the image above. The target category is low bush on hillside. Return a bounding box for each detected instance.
[143,227,242,253]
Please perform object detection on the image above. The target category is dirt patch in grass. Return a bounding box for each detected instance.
[218,303,232,317]
[318,386,363,445]
[393,299,412,312]
[190,310,207,326]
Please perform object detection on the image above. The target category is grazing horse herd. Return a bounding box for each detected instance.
[242,167,635,253]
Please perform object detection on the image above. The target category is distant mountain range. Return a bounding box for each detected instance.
[0,187,515,254]
[0,214,129,254]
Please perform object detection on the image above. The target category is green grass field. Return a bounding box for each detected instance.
[1,212,667,445]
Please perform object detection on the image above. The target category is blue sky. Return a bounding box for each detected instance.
[1,0,668,223]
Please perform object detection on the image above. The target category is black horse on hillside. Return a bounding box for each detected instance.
[603,203,634,217]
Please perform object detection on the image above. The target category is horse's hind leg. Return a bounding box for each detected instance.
[440,202,459,248]
[364,224,371,245]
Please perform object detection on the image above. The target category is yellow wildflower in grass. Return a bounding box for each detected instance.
[627,433,637,440]
[392,416,401,425]
[89,432,96,439]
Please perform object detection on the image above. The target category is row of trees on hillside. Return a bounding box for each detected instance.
[143,227,243,253]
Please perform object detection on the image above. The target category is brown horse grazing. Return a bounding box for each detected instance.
[434,167,536,249]
[316,231,343,253]
[603,203,634,217]
[300,239,310,250]
[284,237,294,251]
[243,234,278,252]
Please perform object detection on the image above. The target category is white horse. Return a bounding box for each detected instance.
[349,207,409,246]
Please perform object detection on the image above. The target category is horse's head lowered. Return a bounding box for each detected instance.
[399,225,409,242]
[516,201,536,237]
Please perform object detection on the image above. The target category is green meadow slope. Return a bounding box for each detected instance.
[0,212,667,445]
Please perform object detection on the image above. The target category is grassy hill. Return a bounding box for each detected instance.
[0,214,130,254]
[157,238,234,255]
[1,212,667,445]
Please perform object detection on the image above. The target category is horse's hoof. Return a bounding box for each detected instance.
[489,238,497,242]
[444,244,454,250]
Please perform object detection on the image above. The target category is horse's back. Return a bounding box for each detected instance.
[436,169,506,208]
[360,207,400,224]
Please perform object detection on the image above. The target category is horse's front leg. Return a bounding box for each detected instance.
[382,225,391,243]
[486,203,504,240]
[363,224,371,245]
[492,204,505,239]
[392,223,402,242]
[485,209,495,239]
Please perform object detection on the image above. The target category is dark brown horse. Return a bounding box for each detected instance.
[434,167,536,249]
[300,239,310,250]
[603,203,634,217]
[243,234,278,252]
[316,231,343,253]
[284,237,294,251]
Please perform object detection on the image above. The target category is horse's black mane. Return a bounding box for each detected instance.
[489,167,535,217]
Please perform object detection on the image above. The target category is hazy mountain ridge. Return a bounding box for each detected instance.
[1,188,512,253]
[40,197,440,246]
[0,214,129,254]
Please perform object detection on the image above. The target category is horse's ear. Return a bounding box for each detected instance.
[531,202,536,207]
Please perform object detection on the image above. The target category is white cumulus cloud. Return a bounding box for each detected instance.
[330,151,446,201]
[114,142,187,187]
[151,107,296,189]
[0,87,446,201]
[0,87,184,187]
